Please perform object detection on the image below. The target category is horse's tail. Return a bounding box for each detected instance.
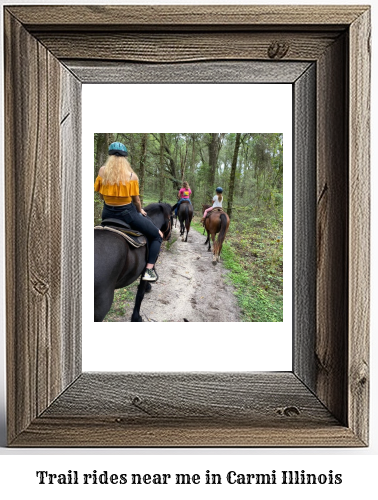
[218,213,228,248]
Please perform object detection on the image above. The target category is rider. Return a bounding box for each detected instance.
[174,180,192,217]
[94,141,162,282]
[201,187,223,223]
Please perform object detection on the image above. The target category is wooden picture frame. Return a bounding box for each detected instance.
[4,5,370,447]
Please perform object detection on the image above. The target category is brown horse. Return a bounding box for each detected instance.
[204,209,230,265]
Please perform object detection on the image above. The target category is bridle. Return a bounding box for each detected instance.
[162,216,172,241]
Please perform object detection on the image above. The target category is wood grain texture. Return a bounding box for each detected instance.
[41,373,336,422]
[35,32,339,63]
[348,9,371,445]
[4,11,81,444]
[66,60,312,84]
[60,69,82,389]
[8,5,367,30]
[4,5,370,447]
[293,65,316,390]
[316,34,348,426]
[11,373,363,447]
[12,420,363,448]
[12,417,363,448]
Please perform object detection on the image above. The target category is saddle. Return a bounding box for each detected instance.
[94,218,147,248]
[206,207,224,218]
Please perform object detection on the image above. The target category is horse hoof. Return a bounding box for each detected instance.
[212,260,217,266]
[131,316,143,322]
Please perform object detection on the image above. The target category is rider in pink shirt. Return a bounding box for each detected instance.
[175,181,192,216]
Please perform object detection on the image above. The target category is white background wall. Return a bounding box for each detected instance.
[82,83,293,372]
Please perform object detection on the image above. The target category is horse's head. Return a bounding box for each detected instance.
[161,202,173,241]
[144,202,173,241]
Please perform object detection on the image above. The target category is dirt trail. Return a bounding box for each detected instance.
[119,222,241,322]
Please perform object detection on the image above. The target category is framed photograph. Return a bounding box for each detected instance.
[85,87,292,370]
[4,5,370,447]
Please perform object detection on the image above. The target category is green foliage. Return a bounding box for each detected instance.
[103,285,138,321]
[192,205,283,322]
[94,132,284,323]
[165,236,178,251]
[94,132,283,213]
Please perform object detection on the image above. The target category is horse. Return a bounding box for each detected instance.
[204,209,230,265]
[94,202,173,322]
[178,200,193,242]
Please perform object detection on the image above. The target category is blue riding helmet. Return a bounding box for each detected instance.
[108,142,128,157]
[216,187,223,193]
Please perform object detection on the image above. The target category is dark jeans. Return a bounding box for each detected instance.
[175,198,191,216]
[102,202,162,265]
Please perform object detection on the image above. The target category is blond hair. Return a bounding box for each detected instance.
[182,180,190,190]
[101,155,137,185]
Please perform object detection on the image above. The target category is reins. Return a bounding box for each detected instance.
[162,217,172,241]
[144,204,172,241]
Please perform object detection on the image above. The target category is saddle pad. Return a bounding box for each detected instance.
[206,207,224,218]
[101,218,145,237]
[95,225,147,248]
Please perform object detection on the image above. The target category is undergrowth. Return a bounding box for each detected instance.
[192,206,283,322]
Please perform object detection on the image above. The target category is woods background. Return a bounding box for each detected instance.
[94,133,284,322]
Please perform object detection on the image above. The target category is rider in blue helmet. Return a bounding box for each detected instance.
[108,142,128,157]
[201,187,224,222]
[95,141,163,282]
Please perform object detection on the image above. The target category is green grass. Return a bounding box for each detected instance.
[192,207,283,322]
[103,283,139,321]
[96,192,283,323]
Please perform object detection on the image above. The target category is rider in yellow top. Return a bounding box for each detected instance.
[94,141,163,282]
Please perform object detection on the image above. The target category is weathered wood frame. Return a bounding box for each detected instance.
[4,5,370,447]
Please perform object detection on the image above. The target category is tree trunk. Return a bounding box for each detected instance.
[139,133,148,203]
[207,133,225,200]
[227,133,242,219]
[95,133,111,175]
[159,134,181,190]
[207,133,218,198]
[190,134,197,199]
[159,133,165,201]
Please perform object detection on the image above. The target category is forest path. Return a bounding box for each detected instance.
[119,222,241,322]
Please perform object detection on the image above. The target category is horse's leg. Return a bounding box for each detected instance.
[145,282,152,293]
[208,231,213,252]
[94,287,114,322]
[217,241,222,262]
[131,276,148,322]
[204,229,209,245]
[211,233,217,262]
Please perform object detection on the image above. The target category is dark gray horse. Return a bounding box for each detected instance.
[94,203,172,322]
[178,201,193,242]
